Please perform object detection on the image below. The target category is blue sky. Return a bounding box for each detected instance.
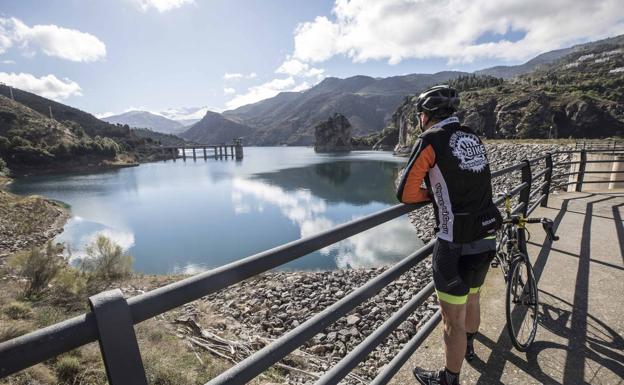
[1,0,623,118]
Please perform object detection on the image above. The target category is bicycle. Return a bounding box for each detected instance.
[491,190,559,351]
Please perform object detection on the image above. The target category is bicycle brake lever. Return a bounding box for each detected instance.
[541,220,559,242]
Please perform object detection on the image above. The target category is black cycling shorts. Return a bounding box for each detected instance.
[432,237,496,304]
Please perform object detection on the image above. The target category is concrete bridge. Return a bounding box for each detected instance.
[155,141,244,160]
[391,190,624,385]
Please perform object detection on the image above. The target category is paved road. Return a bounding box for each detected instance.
[390,191,624,385]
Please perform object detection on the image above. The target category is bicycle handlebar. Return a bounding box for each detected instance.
[526,217,559,241]
[504,216,559,242]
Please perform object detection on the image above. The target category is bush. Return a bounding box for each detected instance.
[0,322,31,341]
[49,267,88,309]
[3,301,33,319]
[11,243,66,298]
[0,157,8,176]
[80,235,133,287]
[0,136,10,153]
[10,136,31,148]
[55,355,82,384]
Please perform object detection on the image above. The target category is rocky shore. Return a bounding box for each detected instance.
[0,190,70,260]
[163,265,436,383]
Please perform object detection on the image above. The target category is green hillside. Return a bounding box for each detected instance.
[390,37,624,150]
[0,88,166,175]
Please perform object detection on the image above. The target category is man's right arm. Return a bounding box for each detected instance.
[396,138,436,203]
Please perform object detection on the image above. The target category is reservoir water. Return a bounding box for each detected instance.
[9,147,423,274]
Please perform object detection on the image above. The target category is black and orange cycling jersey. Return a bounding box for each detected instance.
[396,117,501,243]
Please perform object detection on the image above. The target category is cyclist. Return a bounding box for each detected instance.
[396,85,502,385]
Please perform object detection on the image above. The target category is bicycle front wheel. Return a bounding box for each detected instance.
[505,254,539,351]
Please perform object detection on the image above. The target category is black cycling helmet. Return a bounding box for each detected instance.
[415,85,460,119]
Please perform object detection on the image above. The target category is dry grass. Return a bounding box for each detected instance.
[0,269,283,385]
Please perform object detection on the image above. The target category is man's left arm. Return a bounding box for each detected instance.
[396,138,435,203]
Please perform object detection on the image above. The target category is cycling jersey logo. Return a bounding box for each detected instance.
[434,182,450,235]
[449,131,488,173]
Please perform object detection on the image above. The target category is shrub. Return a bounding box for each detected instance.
[11,243,66,298]
[3,301,33,319]
[49,267,88,310]
[80,235,133,287]
[0,136,10,153]
[0,157,8,176]
[55,355,82,384]
[0,322,31,341]
[10,136,31,148]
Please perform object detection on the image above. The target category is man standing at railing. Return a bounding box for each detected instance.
[396,85,502,385]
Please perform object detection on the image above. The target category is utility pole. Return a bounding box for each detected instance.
[49,106,53,120]
[9,86,14,100]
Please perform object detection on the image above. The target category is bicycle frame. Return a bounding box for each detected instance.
[495,194,530,281]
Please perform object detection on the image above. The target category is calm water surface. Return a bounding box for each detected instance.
[9,147,423,274]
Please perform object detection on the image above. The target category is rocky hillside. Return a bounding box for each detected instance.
[314,113,352,152]
[391,36,624,151]
[102,110,185,135]
[180,111,255,144]
[0,87,164,175]
[477,34,624,79]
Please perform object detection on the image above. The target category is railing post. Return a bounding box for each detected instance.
[541,152,553,207]
[576,149,587,192]
[89,289,148,385]
[520,159,532,216]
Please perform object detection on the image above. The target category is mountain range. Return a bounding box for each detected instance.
[137,35,621,145]
[102,110,185,135]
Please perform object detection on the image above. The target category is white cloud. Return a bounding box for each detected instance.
[223,72,257,81]
[225,76,297,110]
[0,72,82,100]
[133,0,194,12]
[276,58,325,79]
[95,111,115,119]
[291,0,624,65]
[223,87,236,95]
[232,178,422,268]
[1,59,15,64]
[0,17,106,62]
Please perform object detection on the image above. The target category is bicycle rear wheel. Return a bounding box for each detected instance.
[505,254,539,351]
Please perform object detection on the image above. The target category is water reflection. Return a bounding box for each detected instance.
[254,160,402,205]
[9,148,421,273]
[232,176,423,269]
[58,217,135,262]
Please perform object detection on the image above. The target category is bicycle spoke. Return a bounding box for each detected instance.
[506,256,539,351]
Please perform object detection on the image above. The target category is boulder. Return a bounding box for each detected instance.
[314,113,353,152]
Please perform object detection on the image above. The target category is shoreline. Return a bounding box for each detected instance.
[0,190,71,260]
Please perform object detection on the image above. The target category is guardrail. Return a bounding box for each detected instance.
[0,147,621,385]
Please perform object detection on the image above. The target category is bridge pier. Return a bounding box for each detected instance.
[192,148,196,160]
[203,147,207,160]
[235,140,243,160]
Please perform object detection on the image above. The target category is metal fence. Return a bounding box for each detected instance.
[1,147,622,385]
[574,139,624,152]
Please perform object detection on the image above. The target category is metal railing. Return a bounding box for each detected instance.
[0,146,622,385]
[575,139,624,152]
